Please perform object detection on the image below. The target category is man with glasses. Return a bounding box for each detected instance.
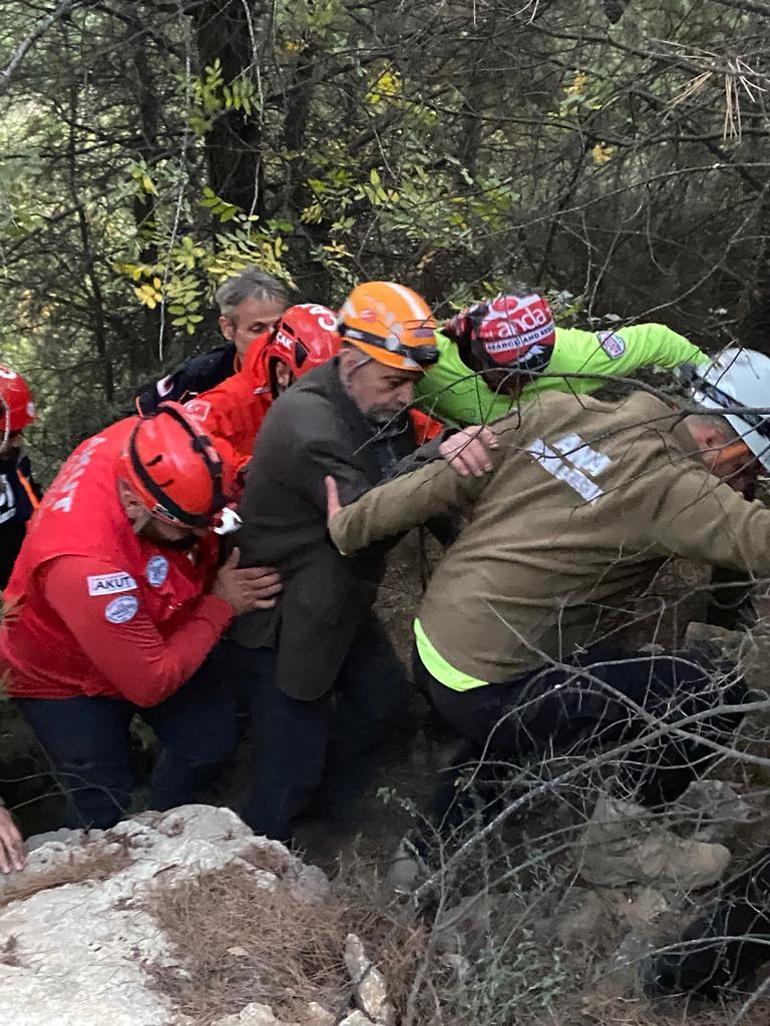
[227,281,495,842]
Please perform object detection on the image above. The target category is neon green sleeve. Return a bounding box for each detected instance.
[603,324,709,370]
[522,324,710,398]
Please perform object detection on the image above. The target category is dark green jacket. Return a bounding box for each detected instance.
[230,357,444,699]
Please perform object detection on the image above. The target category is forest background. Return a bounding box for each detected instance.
[2,0,769,477]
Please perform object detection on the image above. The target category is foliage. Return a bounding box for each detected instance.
[1,0,770,471]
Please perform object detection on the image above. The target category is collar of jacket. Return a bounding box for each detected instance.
[667,403,714,462]
[305,358,414,485]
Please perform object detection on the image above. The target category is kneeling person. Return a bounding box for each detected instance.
[0,404,280,829]
[327,349,770,870]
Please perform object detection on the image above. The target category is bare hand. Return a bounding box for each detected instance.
[0,807,24,874]
[325,476,342,528]
[439,426,498,478]
[212,547,282,615]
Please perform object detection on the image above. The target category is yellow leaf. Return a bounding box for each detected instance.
[565,71,589,98]
[591,142,615,165]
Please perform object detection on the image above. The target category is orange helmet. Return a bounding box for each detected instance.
[120,403,230,528]
[338,282,438,371]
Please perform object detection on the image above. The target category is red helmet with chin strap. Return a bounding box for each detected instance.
[0,363,36,436]
[120,402,231,528]
[261,304,340,396]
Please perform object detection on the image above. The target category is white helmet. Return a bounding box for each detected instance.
[677,347,770,470]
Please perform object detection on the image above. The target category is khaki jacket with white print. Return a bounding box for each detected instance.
[329,390,770,683]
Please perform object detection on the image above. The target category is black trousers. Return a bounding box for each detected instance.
[224,617,407,843]
[17,657,238,829]
[414,646,748,839]
[706,565,756,630]
[648,848,770,997]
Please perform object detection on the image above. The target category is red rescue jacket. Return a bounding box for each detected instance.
[186,331,446,483]
[185,331,273,479]
[0,419,231,705]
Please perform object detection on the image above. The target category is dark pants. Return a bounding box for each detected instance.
[706,565,756,630]
[17,659,237,830]
[225,618,407,842]
[648,848,770,997]
[414,646,748,839]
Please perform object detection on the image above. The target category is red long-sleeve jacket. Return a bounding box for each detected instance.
[185,333,445,479]
[185,331,272,479]
[0,420,231,706]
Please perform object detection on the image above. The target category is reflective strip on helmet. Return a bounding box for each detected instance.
[384,282,432,321]
[681,364,770,441]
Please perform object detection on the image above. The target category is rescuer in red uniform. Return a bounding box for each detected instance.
[185,303,343,479]
[0,403,281,829]
[0,363,41,590]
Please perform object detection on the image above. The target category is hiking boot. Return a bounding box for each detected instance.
[386,837,429,894]
[578,794,731,890]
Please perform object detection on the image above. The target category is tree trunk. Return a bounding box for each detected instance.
[193,0,265,217]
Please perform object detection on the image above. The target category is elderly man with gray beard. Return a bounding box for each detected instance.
[222,280,495,844]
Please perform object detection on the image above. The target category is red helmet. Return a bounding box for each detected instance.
[0,363,36,434]
[261,304,340,395]
[120,402,230,528]
[445,293,556,375]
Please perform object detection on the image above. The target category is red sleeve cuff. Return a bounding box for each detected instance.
[198,594,233,631]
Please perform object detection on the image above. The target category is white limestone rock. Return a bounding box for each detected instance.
[0,805,330,1026]
[344,933,395,1026]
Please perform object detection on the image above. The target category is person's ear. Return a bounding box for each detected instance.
[117,479,148,530]
[219,314,234,342]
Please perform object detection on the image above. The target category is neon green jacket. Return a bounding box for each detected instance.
[415,324,709,426]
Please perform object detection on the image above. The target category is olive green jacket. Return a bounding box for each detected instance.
[330,390,770,683]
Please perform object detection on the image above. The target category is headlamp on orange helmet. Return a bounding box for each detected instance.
[121,402,230,529]
[338,282,439,371]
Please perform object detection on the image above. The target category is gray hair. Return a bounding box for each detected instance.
[214,266,289,318]
[683,412,741,443]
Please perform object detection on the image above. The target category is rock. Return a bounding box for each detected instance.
[289,863,331,903]
[211,997,334,1026]
[339,1014,376,1026]
[215,1003,286,1026]
[578,794,731,890]
[385,837,422,894]
[24,828,89,854]
[344,933,395,1026]
[555,889,607,947]
[684,621,767,691]
[440,952,471,980]
[302,1003,334,1026]
[432,893,492,953]
[0,805,330,1026]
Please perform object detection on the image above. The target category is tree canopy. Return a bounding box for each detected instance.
[2,0,769,472]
